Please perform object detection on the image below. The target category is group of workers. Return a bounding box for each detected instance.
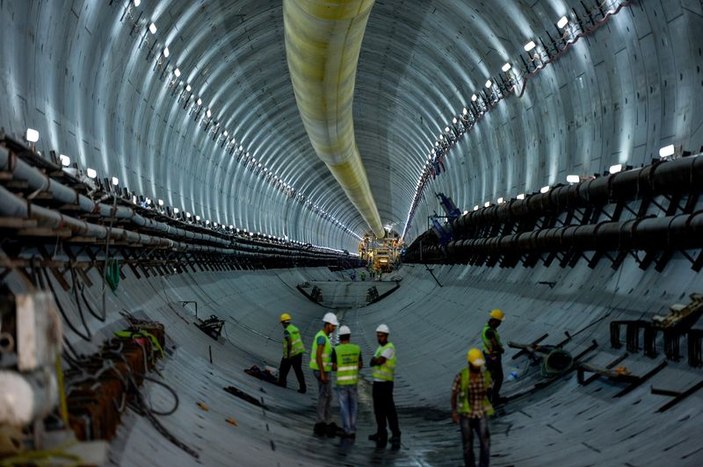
[278,312,400,447]
[277,308,506,465]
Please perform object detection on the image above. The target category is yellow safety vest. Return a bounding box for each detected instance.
[372,342,396,382]
[335,343,361,386]
[458,367,494,416]
[309,330,332,371]
[283,324,305,358]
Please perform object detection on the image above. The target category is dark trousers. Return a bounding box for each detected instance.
[460,415,490,467]
[485,355,503,402]
[372,381,400,438]
[278,353,306,391]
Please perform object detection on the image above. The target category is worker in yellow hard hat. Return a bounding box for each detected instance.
[482,309,506,404]
[277,313,306,394]
[451,348,494,467]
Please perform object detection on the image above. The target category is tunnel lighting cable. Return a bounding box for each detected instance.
[401,0,632,241]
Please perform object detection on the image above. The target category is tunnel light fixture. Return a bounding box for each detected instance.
[196,98,202,106]
[566,174,580,184]
[25,128,39,143]
[173,207,179,214]
[540,185,550,193]
[659,144,676,159]
[463,210,469,215]
[111,176,119,186]
[133,0,141,6]
[206,109,212,118]
[462,107,468,115]
[205,220,210,225]
[131,195,137,204]
[444,126,450,133]
[162,47,170,58]
[174,68,181,78]
[609,163,624,174]
[517,193,526,200]
[484,201,491,208]
[185,84,192,92]
[59,154,71,167]
[557,16,569,28]
[501,63,512,72]
[158,199,164,206]
[86,168,97,179]
[148,22,157,34]
[452,117,458,124]
[195,215,201,221]
[524,40,536,52]
[471,94,478,102]
[497,197,505,204]
[485,80,493,88]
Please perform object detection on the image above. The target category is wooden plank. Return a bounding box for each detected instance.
[17,227,72,237]
[0,218,38,229]
[656,380,703,412]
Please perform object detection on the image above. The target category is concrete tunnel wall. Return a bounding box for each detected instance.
[34,254,703,466]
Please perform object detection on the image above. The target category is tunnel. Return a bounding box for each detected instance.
[1,1,703,466]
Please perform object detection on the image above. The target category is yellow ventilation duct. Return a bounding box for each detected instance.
[283,0,385,238]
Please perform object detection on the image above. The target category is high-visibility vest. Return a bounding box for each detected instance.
[372,342,396,382]
[458,367,494,416]
[482,324,502,355]
[309,330,332,371]
[283,324,305,358]
[334,343,361,386]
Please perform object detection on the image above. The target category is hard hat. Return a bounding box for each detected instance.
[338,325,351,336]
[467,348,485,366]
[279,313,292,323]
[489,308,505,321]
[376,324,390,334]
[322,312,339,326]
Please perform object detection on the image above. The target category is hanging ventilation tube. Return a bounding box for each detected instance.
[283,0,384,238]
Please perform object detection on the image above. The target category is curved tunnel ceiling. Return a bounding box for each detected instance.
[0,0,701,251]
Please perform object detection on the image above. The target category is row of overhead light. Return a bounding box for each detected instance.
[26,125,349,254]
[469,144,680,211]
[118,1,360,240]
[401,1,629,240]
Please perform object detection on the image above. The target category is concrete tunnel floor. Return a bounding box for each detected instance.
[57,261,703,466]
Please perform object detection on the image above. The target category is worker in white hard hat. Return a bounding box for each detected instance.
[309,312,339,436]
[331,325,362,439]
[277,312,306,394]
[482,308,506,404]
[451,348,494,467]
[368,323,401,448]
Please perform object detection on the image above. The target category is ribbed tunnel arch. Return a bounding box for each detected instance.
[1,1,703,465]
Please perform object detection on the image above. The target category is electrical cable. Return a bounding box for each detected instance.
[71,266,106,322]
[40,266,92,342]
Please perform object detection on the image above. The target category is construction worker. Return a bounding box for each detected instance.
[369,324,400,448]
[331,325,363,438]
[277,313,306,394]
[482,309,505,404]
[451,348,494,467]
[310,312,339,436]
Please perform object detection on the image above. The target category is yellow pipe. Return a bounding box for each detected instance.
[283,0,385,238]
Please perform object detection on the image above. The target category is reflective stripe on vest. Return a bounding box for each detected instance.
[482,324,501,355]
[372,342,396,382]
[283,324,305,358]
[458,367,494,416]
[334,343,361,386]
[309,330,332,371]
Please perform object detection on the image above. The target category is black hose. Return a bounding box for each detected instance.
[42,267,92,341]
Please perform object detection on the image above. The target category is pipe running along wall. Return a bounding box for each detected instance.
[283,0,384,238]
